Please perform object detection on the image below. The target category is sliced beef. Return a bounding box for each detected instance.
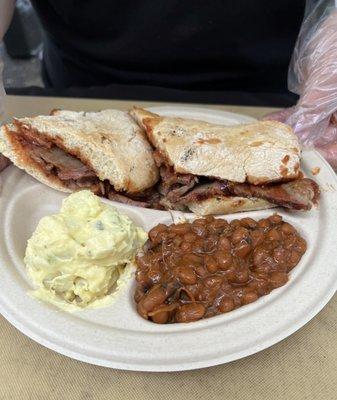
[108,189,163,209]
[0,154,10,172]
[165,179,197,203]
[159,164,198,196]
[13,122,53,148]
[29,147,97,181]
[228,178,320,210]
[108,192,151,208]
[173,181,230,204]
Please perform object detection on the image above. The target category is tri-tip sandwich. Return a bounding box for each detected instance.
[130,107,320,215]
[0,109,159,207]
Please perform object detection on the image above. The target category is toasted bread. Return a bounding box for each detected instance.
[187,197,275,215]
[130,107,301,185]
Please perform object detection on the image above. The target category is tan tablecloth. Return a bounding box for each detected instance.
[1,96,336,400]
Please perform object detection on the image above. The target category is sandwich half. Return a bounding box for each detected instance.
[0,109,159,207]
[130,107,320,215]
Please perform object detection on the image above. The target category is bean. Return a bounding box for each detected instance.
[172,236,183,247]
[289,250,301,267]
[254,264,272,274]
[195,265,208,277]
[135,270,152,286]
[273,246,290,264]
[204,276,223,288]
[203,235,218,252]
[209,218,229,233]
[284,235,297,249]
[180,241,192,252]
[177,266,197,285]
[234,242,252,258]
[250,230,265,247]
[134,287,146,303]
[225,268,237,282]
[232,227,250,244]
[147,268,162,283]
[192,239,206,254]
[181,253,202,267]
[175,303,206,322]
[252,271,269,281]
[258,219,271,229]
[205,215,215,224]
[136,254,152,269]
[219,297,235,313]
[151,310,169,324]
[266,228,281,241]
[217,236,231,251]
[192,224,208,237]
[268,214,283,224]
[215,251,233,270]
[242,291,259,305]
[233,269,250,284]
[240,217,258,228]
[183,232,198,243]
[230,219,241,228]
[295,237,307,254]
[281,222,295,235]
[148,224,167,244]
[256,281,271,296]
[253,246,269,266]
[138,285,168,314]
[193,218,207,226]
[170,223,190,235]
[204,255,219,273]
[270,272,288,288]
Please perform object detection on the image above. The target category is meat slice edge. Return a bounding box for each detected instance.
[228,178,320,210]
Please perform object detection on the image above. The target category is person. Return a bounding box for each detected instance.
[0,0,337,170]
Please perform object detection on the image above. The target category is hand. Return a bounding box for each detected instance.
[264,9,337,170]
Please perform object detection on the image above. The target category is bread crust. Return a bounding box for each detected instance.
[187,197,276,215]
[130,107,301,185]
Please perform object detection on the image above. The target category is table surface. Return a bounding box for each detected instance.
[1,95,336,400]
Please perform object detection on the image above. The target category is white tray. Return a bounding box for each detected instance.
[0,106,336,371]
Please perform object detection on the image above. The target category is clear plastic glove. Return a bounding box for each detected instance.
[264,1,337,170]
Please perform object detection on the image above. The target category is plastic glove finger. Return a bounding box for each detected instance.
[314,122,337,147]
[317,142,337,171]
[261,107,295,123]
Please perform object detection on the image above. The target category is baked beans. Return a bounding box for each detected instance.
[134,214,306,324]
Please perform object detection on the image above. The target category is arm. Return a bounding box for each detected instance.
[0,0,15,40]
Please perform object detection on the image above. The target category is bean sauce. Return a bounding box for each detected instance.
[134,214,307,324]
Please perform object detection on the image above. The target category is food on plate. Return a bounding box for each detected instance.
[0,109,159,208]
[0,106,320,214]
[25,190,147,311]
[130,107,320,215]
[134,214,307,323]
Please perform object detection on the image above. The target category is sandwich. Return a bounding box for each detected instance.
[0,109,159,207]
[130,107,320,215]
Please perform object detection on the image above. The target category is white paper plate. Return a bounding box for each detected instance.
[0,106,336,372]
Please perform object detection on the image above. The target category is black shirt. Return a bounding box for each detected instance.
[31,0,305,92]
